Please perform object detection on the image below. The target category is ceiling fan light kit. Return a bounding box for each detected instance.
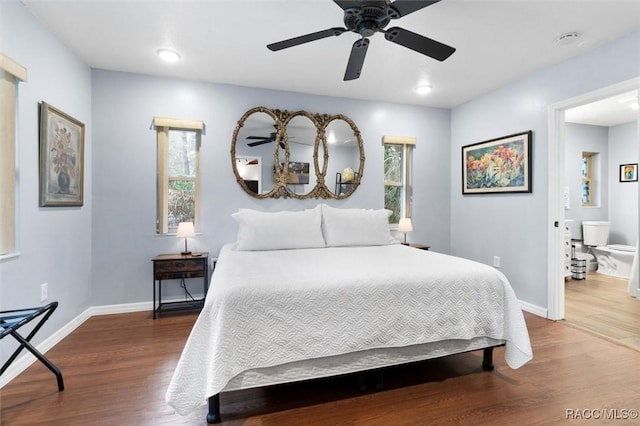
[267,0,455,81]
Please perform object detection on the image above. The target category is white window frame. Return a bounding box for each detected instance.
[581,151,595,207]
[382,135,415,225]
[154,117,204,234]
[0,53,26,258]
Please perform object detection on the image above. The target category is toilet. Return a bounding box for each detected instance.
[582,221,637,279]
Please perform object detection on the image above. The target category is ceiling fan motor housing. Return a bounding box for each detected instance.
[343,6,396,37]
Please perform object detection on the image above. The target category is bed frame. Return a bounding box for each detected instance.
[205,345,502,423]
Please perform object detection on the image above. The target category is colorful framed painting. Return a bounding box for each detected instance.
[39,102,85,206]
[462,131,532,194]
[619,163,638,182]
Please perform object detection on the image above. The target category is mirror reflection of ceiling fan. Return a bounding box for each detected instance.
[246,125,305,148]
[247,127,355,147]
[246,131,285,149]
[267,0,455,81]
[237,158,259,165]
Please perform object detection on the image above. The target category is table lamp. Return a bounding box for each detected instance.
[176,221,196,255]
[398,218,413,245]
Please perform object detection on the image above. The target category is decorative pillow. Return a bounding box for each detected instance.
[321,204,398,247]
[232,206,326,251]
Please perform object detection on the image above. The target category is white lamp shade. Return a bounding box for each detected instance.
[398,218,413,233]
[176,221,195,238]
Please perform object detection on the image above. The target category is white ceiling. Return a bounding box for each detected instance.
[22,0,640,109]
[565,90,639,127]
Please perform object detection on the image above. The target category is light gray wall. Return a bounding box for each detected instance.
[90,70,452,305]
[564,123,609,238]
[608,122,639,245]
[0,0,92,357]
[451,30,640,309]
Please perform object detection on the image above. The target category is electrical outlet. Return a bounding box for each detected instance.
[40,283,48,302]
[493,256,501,268]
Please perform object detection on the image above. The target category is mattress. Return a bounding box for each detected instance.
[166,244,532,416]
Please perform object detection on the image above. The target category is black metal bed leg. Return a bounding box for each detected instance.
[206,394,221,423]
[374,370,385,390]
[357,372,367,392]
[482,348,495,371]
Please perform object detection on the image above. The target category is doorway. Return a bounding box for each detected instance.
[547,77,640,322]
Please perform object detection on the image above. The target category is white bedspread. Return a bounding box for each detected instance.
[166,244,532,415]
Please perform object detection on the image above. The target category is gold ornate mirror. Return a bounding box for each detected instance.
[323,116,364,199]
[231,107,281,198]
[280,111,319,199]
[231,107,364,199]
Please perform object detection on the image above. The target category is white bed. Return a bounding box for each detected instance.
[165,206,533,422]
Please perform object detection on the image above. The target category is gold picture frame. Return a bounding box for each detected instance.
[39,102,85,206]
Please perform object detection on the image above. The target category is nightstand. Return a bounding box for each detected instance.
[409,243,430,251]
[152,252,209,319]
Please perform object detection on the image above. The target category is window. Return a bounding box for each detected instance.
[154,117,204,234]
[383,136,415,224]
[581,152,595,206]
[0,53,27,256]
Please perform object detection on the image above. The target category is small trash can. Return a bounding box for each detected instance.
[574,252,592,274]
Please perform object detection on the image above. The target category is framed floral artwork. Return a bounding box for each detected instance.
[462,131,532,194]
[619,163,638,182]
[39,102,85,206]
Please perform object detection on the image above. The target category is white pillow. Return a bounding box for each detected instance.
[321,204,398,247]
[232,206,326,251]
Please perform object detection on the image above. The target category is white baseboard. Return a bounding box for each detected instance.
[519,300,548,318]
[0,301,152,389]
[86,301,153,316]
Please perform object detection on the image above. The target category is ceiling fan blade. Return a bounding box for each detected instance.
[267,28,347,51]
[384,27,455,61]
[247,140,272,147]
[246,136,270,140]
[333,0,387,11]
[344,38,370,81]
[389,0,441,18]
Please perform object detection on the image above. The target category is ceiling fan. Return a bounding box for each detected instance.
[267,0,456,81]
[246,131,285,149]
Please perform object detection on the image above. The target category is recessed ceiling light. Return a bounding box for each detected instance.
[416,85,432,95]
[555,32,580,46]
[157,49,181,63]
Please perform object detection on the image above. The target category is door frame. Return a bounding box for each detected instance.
[547,77,640,320]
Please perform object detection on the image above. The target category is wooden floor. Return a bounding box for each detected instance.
[2,310,640,425]
[565,272,640,351]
